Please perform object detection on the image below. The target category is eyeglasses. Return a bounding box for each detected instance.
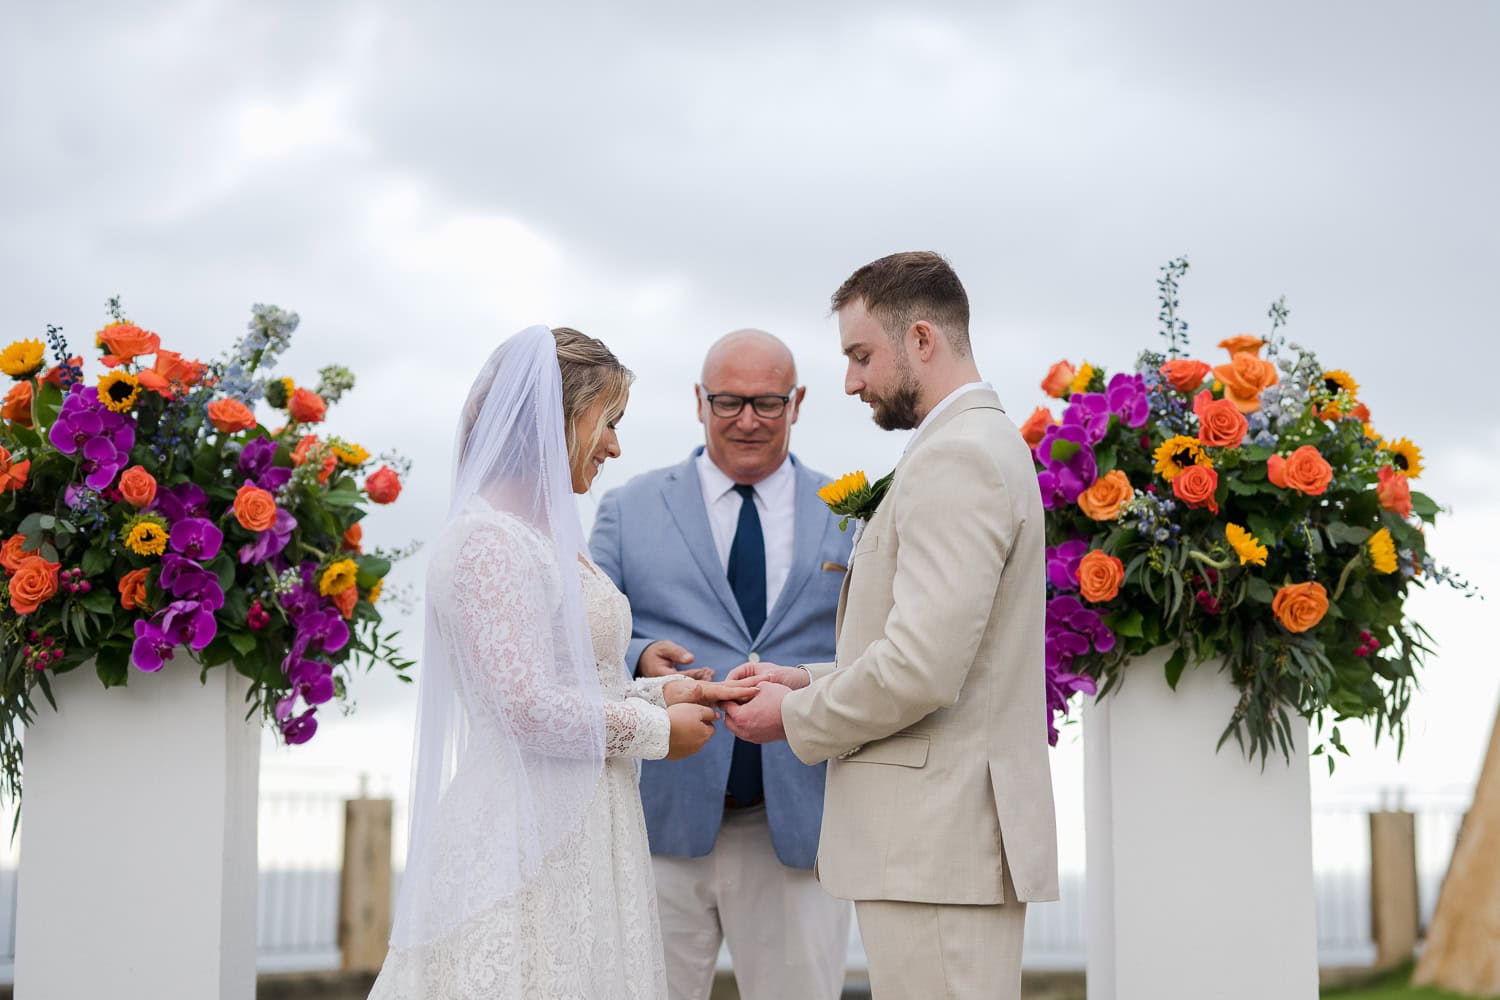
[701,391,796,419]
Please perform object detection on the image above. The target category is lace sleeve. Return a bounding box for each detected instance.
[604,699,671,759]
[627,674,684,709]
[451,518,669,760]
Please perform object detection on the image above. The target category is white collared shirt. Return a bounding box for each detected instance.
[903,380,994,455]
[697,450,796,618]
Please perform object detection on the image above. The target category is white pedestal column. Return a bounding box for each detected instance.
[1084,650,1318,1000]
[15,663,260,1000]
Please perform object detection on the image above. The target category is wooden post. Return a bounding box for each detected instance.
[338,794,394,973]
[1368,809,1419,970]
[1413,699,1500,993]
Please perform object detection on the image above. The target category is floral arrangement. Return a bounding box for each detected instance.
[0,300,414,800]
[1030,259,1469,763]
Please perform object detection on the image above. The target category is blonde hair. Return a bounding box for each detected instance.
[551,327,633,479]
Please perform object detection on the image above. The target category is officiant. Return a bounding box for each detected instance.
[589,329,852,1000]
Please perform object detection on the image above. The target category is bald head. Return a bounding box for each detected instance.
[695,328,806,485]
[700,328,797,386]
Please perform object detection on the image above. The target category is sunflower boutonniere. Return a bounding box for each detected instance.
[818,469,894,530]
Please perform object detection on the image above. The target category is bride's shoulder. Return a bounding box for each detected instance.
[434,502,555,577]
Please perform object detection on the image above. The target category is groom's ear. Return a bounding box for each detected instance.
[908,321,939,363]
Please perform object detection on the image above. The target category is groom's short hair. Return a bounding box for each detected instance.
[830,251,971,357]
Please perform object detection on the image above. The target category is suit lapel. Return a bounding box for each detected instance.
[758,460,831,643]
[661,454,751,641]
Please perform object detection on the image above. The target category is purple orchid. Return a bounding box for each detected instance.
[158,599,218,651]
[1063,392,1112,445]
[239,438,293,491]
[48,385,137,490]
[1042,594,1115,744]
[169,517,224,562]
[294,609,350,655]
[279,706,318,745]
[156,483,210,523]
[1035,423,1098,509]
[158,555,225,612]
[1046,540,1090,592]
[131,619,175,672]
[285,658,336,706]
[1105,373,1150,429]
[239,508,297,566]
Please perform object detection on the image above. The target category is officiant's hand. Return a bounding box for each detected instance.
[723,682,790,745]
[663,679,760,709]
[638,640,715,681]
[666,703,718,759]
[725,660,810,690]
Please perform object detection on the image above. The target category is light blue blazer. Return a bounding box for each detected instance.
[589,449,851,869]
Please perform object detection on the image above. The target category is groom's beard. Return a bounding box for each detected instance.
[869,369,923,431]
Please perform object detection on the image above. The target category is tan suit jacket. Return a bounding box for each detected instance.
[782,388,1059,905]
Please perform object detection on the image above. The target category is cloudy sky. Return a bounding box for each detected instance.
[4,1,1498,863]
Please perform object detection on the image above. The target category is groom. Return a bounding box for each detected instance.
[725,251,1059,999]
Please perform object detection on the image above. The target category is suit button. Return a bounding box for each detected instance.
[747,652,761,663]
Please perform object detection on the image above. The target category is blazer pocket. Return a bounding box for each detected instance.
[852,532,881,559]
[843,733,929,768]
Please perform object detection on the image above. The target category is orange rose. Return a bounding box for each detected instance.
[1268,445,1332,496]
[207,398,257,433]
[1,535,29,574]
[1193,391,1249,448]
[1077,550,1125,603]
[1159,359,1212,393]
[342,522,363,554]
[1377,466,1412,518]
[331,584,358,620]
[1078,470,1133,521]
[99,323,161,367]
[42,356,82,387]
[118,567,150,611]
[0,446,30,494]
[366,466,402,504]
[1218,335,1265,357]
[3,381,32,426]
[1171,464,1219,513]
[118,465,158,508]
[1272,581,1329,634]
[1211,353,1279,413]
[288,388,327,424]
[137,350,207,396]
[1041,361,1076,398]
[10,555,60,614]
[1350,402,1371,424]
[233,483,278,532]
[1019,407,1055,449]
[292,434,336,484]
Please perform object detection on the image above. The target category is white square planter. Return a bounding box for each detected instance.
[14,662,259,1000]
[1084,650,1319,999]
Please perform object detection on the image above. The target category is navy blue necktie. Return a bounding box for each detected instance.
[725,484,765,805]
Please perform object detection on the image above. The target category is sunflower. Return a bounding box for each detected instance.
[122,515,170,557]
[0,340,46,379]
[367,580,383,604]
[97,370,142,413]
[1225,524,1268,567]
[1068,362,1097,396]
[1152,435,1212,482]
[1382,438,1424,479]
[319,558,360,596]
[331,440,371,466]
[1367,527,1398,574]
[818,471,868,507]
[1320,369,1359,397]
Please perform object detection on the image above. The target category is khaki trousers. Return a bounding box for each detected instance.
[652,805,851,1000]
[855,859,1026,1000]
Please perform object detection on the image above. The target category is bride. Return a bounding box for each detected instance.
[370,325,751,999]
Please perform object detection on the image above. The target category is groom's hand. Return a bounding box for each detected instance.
[724,682,791,744]
[638,640,714,681]
[725,660,810,690]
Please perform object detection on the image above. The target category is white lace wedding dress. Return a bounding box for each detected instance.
[369,511,675,999]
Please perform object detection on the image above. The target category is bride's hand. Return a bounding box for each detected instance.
[666,703,717,759]
[664,679,759,708]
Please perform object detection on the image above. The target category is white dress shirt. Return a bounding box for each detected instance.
[697,450,796,618]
